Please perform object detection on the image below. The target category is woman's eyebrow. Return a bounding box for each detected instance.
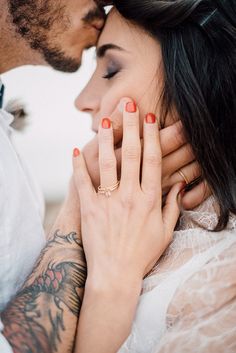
[96,44,124,58]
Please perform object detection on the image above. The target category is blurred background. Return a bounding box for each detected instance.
[2,48,96,231]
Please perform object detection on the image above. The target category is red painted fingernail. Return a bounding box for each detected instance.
[73,148,80,157]
[125,101,137,113]
[145,113,156,124]
[102,117,111,129]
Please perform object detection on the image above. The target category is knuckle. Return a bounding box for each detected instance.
[185,145,194,160]
[100,156,116,171]
[145,126,157,139]
[77,172,90,187]
[125,117,138,128]
[123,145,140,161]
[173,134,184,147]
[169,124,185,146]
[174,122,185,143]
[145,153,161,167]
[145,192,156,210]
[100,131,113,144]
[121,191,135,210]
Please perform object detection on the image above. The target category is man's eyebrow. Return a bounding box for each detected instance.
[96,44,124,58]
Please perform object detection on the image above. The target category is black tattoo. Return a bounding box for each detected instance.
[2,231,87,353]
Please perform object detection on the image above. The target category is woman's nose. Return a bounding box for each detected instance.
[75,84,99,115]
[75,91,91,113]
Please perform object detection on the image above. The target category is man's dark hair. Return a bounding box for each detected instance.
[113,0,236,230]
[96,0,114,5]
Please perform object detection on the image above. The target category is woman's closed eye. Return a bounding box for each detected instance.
[102,60,121,80]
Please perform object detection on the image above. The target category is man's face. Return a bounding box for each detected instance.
[8,0,108,72]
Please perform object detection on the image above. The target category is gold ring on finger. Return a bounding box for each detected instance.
[177,169,189,185]
[98,181,120,197]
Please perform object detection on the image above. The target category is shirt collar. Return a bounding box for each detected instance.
[0,78,5,109]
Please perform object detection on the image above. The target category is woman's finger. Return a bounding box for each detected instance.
[162,182,184,239]
[167,161,202,190]
[72,148,95,208]
[141,113,162,202]
[162,144,195,179]
[82,135,100,188]
[120,100,141,191]
[182,180,212,210]
[98,117,118,188]
[160,121,186,157]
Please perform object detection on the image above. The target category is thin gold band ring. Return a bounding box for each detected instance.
[177,169,189,185]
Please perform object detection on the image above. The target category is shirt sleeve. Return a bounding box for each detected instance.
[0,318,13,353]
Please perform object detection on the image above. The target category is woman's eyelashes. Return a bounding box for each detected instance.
[102,60,121,80]
[103,69,119,80]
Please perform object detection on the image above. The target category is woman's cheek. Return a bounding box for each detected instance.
[99,74,154,122]
[99,83,128,115]
[98,96,120,126]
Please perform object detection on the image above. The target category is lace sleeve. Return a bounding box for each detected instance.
[155,243,236,353]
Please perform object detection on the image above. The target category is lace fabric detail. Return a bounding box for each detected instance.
[142,196,236,291]
[155,242,236,353]
[177,195,236,231]
[120,197,236,353]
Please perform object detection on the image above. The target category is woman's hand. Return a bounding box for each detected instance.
[73,100,183,285]
[73,100,184,353]
[82,99,211,211]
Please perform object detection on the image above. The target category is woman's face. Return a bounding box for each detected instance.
[75,9,165,135]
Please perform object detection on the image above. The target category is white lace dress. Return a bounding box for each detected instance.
[119,197,236,353]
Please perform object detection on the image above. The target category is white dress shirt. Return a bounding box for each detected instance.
[0,108,46,352]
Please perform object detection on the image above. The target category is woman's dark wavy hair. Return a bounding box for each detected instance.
[113,0,236,231]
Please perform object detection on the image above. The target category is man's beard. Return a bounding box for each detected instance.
[8,0,103,72]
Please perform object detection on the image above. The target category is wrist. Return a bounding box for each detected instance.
[48,195,81,238]
[85,271,142,301]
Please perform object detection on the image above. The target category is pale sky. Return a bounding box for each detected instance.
[2,49,96,202]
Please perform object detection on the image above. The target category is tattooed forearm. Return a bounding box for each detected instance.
[2,231,87,353]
